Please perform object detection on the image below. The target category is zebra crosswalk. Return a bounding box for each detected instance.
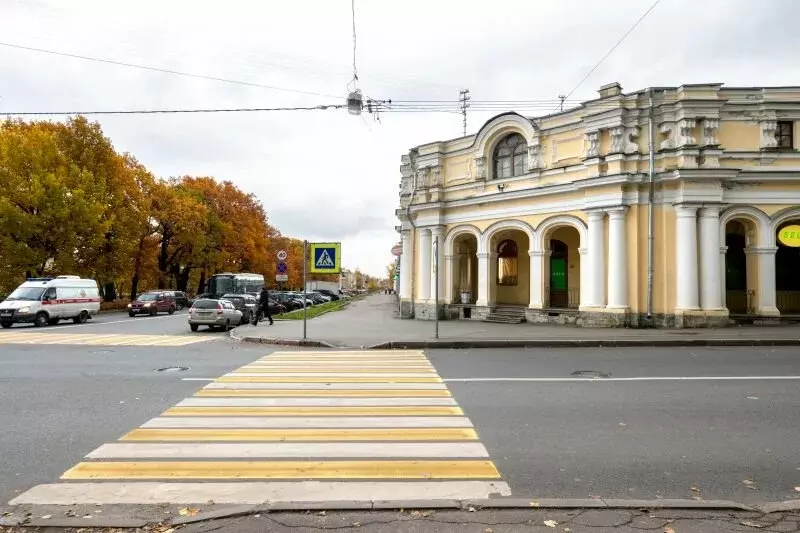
[0,332,212,346]
[10,350,510,505]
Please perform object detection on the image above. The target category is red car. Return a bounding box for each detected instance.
[128,292,176,317]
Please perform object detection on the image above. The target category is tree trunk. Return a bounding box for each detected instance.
[129,275,139,302]
[103,282,116,302]
[158,229,170,289]
[197,270,206,296]
[177,265,192,293]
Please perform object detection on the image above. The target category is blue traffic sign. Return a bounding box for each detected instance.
[277,262,288,274]
[309,243,341,274]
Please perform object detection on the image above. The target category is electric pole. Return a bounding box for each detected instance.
[558,94,566,111]
[458,89,471,136]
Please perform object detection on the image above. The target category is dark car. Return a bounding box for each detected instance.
[165,291,191,310]
[316,289,340,301]
[221,293,258,323]
[128,292,176,316]
[275,292,302,311]
[306,292,326,305]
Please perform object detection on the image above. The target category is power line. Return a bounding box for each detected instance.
[458,89,471,136]
[1,104,345,117]
[0,41,341,99]
[558,0,662,104]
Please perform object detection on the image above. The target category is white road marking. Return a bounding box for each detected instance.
[141,416,474,429]
[177,397,458,407]
[10,481,512,505]
[13,313,188,331]
[445,376,800,382]
[200,382,449,389]
[225,372,437,378]
[182,378,215,382]
[87,442,490,459]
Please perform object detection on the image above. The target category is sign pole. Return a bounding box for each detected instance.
[302,240,308,340]
[434,235,439,340]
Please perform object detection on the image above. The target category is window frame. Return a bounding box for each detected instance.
[496,239,519,286]
[776,121,794,150]
[493,134,528,180]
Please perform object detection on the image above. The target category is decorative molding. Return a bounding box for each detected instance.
[430,166,442,188]
[474,156,487,181]
[701,118,719,146]
[527,136,544,171]
[760,120,778,149]
[659,122,676,150]
[677,119,697,147]
[624,126,640,153]
[609,126,625,153]
[584,130,600,158]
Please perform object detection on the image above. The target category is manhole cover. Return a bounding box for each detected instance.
[156,366,189,372]
[571,370,611,379]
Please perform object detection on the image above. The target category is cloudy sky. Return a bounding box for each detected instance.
[2,0,799,276]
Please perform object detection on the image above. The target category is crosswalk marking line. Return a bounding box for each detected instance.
[177,397,457,407]
[226,373,440,378]
[87,442,490,459]
[195,389,452,398]
[215,376,442,383]
[61,460,501,480]
[233,368,437,373]
[259,356,429,361]
[162,406,464,416]
[241,364,435,369]
[82,335,148,345]
[120,427,479,442]
[101,335,173,346]
[147,337,209,346]
[10,481,512,505]
[203,382,449,390]
[141,416,475,429]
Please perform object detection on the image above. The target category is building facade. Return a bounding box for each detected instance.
[396,82,800,327]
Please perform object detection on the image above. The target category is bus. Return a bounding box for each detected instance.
[204,273,265,299]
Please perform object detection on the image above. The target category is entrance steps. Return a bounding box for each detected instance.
[484,306,526,324]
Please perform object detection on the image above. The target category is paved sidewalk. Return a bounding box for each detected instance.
[234,294,800,348]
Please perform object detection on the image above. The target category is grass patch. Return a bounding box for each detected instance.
[279,299,350,320]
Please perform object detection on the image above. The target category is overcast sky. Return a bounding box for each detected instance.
[2,0,799,276]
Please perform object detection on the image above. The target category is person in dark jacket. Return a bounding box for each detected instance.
[254,286,273,325]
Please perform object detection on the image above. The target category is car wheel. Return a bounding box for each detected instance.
[168,306,175,315]
[48,318,60,326]
[224,320,230,332]
[129,312,136,317]
[73,311,89,324]
[150,308,157,317]
[190,323,199,332]
[1,321,12,329]
[34,313,49,328]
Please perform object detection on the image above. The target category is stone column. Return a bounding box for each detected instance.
[444,254,455,304]
[418,229,432,302]
[699,206,723,310]
[430,226,446,304]
[747,247,780,316]
[586,211,606,307]
[607,208,628,309]
[399,231,413,299]
[476,252,490,307]
[719,245,728,307]
[528,250,545,309]
[578,247,589,308]
[675,206,700,310]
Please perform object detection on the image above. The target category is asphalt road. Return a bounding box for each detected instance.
[429,347,800,505]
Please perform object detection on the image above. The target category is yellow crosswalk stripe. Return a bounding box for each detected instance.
[0,332,210,346]
[120,427,478,441]
[163,405,464,416]
[216,376,442,383]
[62,460,500,480]
[195,389,452,398]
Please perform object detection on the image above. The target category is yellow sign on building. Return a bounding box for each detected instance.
[778,225,800,247]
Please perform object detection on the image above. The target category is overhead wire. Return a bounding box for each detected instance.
[1,104,345,116]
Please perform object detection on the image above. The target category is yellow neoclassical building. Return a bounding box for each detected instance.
[396,82,800,327]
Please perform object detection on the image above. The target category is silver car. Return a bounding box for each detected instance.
[188,299,243,332]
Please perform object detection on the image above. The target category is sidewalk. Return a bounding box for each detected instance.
[233,294,800,348]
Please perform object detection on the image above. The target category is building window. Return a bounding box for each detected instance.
[493,134,528,179]
[496,239,518,286]
[777,121,794,149]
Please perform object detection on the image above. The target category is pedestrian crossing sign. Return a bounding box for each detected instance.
[309,242,341,274]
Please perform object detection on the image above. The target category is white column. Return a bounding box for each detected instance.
[586,211,606,307]
[528,250,545,308]
[607,207,628,309]
[399,231,412,299]
[444,255,455,303]
[418,229,431,302]
[699,206,723,310]
[430,226,446,302]
[750,247,780,316]
[719,245,728,307]
[578,247,589,307]
[675,205,699,310]
[475,252,490,307]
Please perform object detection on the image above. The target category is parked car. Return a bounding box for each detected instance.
[311,291,332,303]
[128,291,176,316]
[0,276,100,328]
[315,289,340,301]
[164,291,191,310]
[221,293,258,323]
[188,298,243,331]
[274,292,302,311]
[306,292,327,305]
[285,292,314,307]
[267,299,286,315]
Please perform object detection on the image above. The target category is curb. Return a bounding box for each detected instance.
[5,498,791,528]
[229,336,800,350]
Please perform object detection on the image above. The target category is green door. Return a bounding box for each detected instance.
[550,257,567,307]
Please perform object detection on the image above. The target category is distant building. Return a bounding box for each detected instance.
[340,269,355,291]
[397,82,800,327]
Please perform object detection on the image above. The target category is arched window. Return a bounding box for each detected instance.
[496,239,518,286]
[493,133,528,179]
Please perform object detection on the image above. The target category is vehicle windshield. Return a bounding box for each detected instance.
[192,300,220,310]
[223,297,243,307]
[138,294,157,301]
[208,276,234,296]
[6,287,45,301]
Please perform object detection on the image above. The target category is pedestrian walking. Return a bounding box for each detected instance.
[254,286,273,325]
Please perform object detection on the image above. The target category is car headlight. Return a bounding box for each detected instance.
[127,304,132,308]
[19,306,30,313]
[143,303,151,307]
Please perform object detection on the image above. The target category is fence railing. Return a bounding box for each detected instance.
[545,286,580,309]
[777,291,800,313]
[726,289,755,314]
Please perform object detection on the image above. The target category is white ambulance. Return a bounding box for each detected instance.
[0,276,101,328]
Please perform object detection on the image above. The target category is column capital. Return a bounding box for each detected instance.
[578,247,589,255]
[675,205,699,218]
[587,210,606,222]
[420,227,432,235]
[719,245,728,254]
[529,250,550,257]
[607,206,628,220]
[429,225,446,236]
[745,246,778,255]
[699,206,721,218]
[477,252,491,259]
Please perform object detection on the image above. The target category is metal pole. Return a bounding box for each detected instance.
[302,240,308,339]
[646,89,656,321]
[434,235,439,339]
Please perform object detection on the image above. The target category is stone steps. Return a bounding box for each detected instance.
[484,307,526,324]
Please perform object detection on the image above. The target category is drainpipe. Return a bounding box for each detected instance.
[646,89,656,321]
[405,149,419,317]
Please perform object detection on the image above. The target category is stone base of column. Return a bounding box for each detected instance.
[525,308,580,325]
[399,300,415,319]
[757,306,781,317]
[675,308,729,328]
[415,301,447,321]
[578,309,629,328]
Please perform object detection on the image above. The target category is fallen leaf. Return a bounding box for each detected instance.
[665,527,675,533]
[693,496,702,501]
[740,520,767,528]
[619,422,627,427]
[317,510,326,516]
[178,507,200,517]
[40,515,51,520]
[352,522,361,528]
[564,529,571,532]
[746,396,759,400]
[794,486,800,492]
[529,500,540,507]
[690,486,700,492]
[421,510,434,518]
[468,506,476,512]
[544,520,558,528]
[484,529,494,533]
[742,479,755,485]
